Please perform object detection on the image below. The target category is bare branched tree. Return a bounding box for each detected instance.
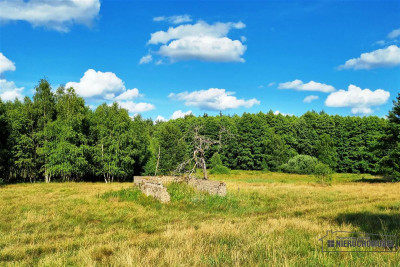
[175,125,232,180]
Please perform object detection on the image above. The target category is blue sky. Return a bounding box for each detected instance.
[0,0,399,120]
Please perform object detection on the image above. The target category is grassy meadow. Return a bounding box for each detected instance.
[0,171,399,266]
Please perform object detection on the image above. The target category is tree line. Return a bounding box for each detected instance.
[0,79,399,183]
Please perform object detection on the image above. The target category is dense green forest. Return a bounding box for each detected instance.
[0,79,399,183]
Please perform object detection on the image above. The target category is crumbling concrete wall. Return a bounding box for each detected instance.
[186,178,227,197]
[134,175,227,200]
[138,179,170,203]
[133,176,184,186]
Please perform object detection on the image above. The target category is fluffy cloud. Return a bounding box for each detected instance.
[273,110,293,116]
[145,20,246,63]
[171,110,192,120]
[325,84,390,114]
[388,28,400,39]
[350,107,373,115]
[169,88,259,111]
[139,55,153,64]
[0,53,24,101]
[154,110,192,123]
[0,79,24,101]
[278,79,335,93]
[148,21,245,44]
[114,89,141,101]
[338,45,400,70]
[117,101,155,113]
[153,15,192,24]
[0,53,16,74]
[0,0,100,32]
[66,69,128,99]
[66,69,154,114]
[303,95,319,103]
[155,115,167,122]
[159,35,246,62]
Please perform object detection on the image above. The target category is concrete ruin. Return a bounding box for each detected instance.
[186,178,227,196]
[133,176,184,185]
[133,175,227,203]
[136,177,171,203]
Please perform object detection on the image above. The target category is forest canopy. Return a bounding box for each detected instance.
[0,79,399,183]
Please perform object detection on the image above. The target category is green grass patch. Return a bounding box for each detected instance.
[1,171,400,266]
[99,187,162,208]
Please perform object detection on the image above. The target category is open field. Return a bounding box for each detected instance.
[1,172,399,266]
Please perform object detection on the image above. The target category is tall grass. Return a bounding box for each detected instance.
[0,171,399,266]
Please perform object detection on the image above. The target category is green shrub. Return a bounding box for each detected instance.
[210,152,223,169]
[142,156,157,176]
[314,162,333,184]
[282,155,319,174]
[210,165,230,174]
[209,152,230,174]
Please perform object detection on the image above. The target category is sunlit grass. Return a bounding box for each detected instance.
[0,171,399,266]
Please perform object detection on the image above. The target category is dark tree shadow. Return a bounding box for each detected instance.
[336,212,400,233]
[353,177,395,183]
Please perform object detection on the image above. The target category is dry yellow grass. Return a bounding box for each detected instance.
[0,172,399,266]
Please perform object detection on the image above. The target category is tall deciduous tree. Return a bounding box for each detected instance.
[156,123,187,175]
[380,93,400,180]
[316,133,338,170]
[43,86,89,181]
[33,79,56,182]
[6,98,36,182]
[0,100,9,181]
[263,129,297,171]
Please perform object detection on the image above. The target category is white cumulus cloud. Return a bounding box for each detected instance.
[0,53,16,74]
[114,88,141,101]
[148,21,245,44]
[144,20,246,63]
[159,35,246,62]
[154,110,192,122]
[388,28,400,39]
[118,101,155,113]
[66,69,127,99]
[278,79,335,93]
[273,110,293,116]
[0,0,100,32]
[171,110,192,120]
[0,53,25,101]
[169,88,260,111]
[153,14,192,24]
[325,84,390,114]
[139,55,152,64]
[350,107,373,115]
[303,95,319,103]
[66,69,154,114]
[0,79,24,101]
[155,115,167,122]
[338,45,400,70]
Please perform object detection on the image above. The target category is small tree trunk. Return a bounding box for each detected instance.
[201,157,208,180]
[155,145,160,176]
